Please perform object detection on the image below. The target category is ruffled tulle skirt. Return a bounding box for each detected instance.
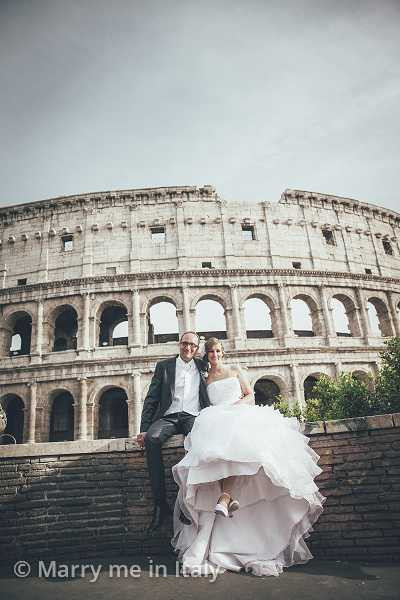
[171,403,325,577]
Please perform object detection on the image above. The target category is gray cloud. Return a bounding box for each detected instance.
[0,0,399,210]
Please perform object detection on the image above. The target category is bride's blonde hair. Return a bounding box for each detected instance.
[202,337,224,370]
[204,337,224,354]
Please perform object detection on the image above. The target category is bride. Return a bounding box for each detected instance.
[171,337,325,577]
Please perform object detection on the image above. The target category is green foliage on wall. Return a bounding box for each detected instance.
[275,337,400,421]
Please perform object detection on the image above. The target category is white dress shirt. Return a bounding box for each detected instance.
[164,356,201,416]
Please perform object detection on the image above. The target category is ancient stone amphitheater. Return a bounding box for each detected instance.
[1,185,399,445]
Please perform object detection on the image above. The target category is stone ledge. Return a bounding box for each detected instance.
[301,421,325,435]
[1,267,400,297]
[0,414,397,459]
[0,435,184,459]
[324,413,395,434]
[392,413,400,427]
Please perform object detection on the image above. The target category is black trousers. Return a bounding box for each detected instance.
[144,412,196,505]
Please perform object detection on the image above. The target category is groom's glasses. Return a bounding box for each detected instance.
[180,341,198,349]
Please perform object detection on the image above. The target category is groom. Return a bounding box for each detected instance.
[135,331,210,533]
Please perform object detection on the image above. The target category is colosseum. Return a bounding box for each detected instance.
[0,185,400,445]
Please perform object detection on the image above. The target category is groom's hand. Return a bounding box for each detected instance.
[136,432,147,449]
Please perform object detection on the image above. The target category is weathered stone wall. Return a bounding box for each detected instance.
[0,413,399,563]
[1,185,400,445]
[1,187,400,285]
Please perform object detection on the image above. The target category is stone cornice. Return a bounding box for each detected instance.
[1,268,400,298]
[2,185,398,226]
[281,189,400,222]
[0,185,218,221]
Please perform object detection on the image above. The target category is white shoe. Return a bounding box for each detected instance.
[214,502,229,517]
[228,499,240,517]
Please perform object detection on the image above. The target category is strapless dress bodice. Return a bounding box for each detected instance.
[206,376,242,406]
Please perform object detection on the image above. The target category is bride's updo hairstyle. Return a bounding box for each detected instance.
[204,337,224,354]
[203,337,224,370]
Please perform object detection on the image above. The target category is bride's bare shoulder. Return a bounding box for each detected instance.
[230,365,250,385]
[206,367,233,385]
[229,365,242,377]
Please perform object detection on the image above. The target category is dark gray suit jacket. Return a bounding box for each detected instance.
[140,356,210,432]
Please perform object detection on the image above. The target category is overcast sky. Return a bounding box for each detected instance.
[0,0,399,211]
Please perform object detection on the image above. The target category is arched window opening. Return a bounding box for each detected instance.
[148,301,179,344]
[352,370,369,384]
[54,337,68,352]
[244,298,273,339]
[195,299,227,339]
[332,294,360,337]
[9,313,32,356]
[99,305,128,346]
[331,298,352,337]
[367,302,381,336]
[49,392,74,442]
[1,395,24,443]
[304,375,320,401]
[53,307,78,352]
[254,378,280,406]
[291,298,314,337]
[10,334,22,353]
[98,388,128,439]
[112,321,129,344]
[367,298,392,337]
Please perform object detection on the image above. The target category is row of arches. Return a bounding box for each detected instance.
[1,388,129,444]
[4,291,398,356]
[1,371,372,444]
[253,371,370,405]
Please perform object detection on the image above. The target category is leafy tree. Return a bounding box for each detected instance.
[274,396,302,419]
[275,374,371,422]
[371,337,400,414]
[304,373,371,421]
[273,338,400,421]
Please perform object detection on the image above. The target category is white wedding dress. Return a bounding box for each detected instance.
[171,376,325,577]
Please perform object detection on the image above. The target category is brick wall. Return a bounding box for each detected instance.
[307,413,400,561]
[1,413,399,563]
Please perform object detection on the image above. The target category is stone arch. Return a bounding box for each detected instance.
[49,304,79,352]
[3,310,33,356]
[0,394,25,443]
[290,294,323,337]
[142,292,181,315]
[351,369,373,387]
[194,295,228,340]
[190,291,229,312]
[49,389,75,442]
[147,296,179,344]
[303,372,328,401]
[97,386,129,439]
[367,297,393,337]
[96,300,129,347]
[240,291,277,312]
[253,375,285,406]
[330,293,360,337]
[243,293,277,338]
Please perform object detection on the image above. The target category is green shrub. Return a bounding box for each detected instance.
[305,373,371,421]
[272,338,400,421]
[274,395,302,419]
[371,337,400,414]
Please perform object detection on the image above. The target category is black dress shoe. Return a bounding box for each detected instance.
[147,502,172,533]
[179,510,192,525]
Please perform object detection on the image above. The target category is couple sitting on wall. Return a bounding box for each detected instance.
[135,331,325,577]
